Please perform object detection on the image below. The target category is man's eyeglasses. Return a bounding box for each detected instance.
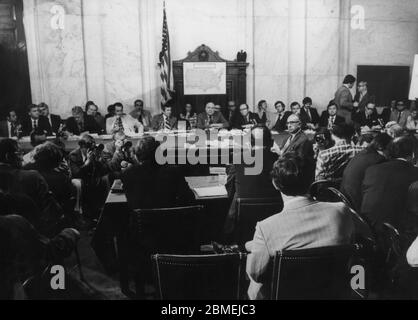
[287,121,300,125]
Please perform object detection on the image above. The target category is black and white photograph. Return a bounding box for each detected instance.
[1,0,418,306]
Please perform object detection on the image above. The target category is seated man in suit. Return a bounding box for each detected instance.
[38,102,62,135]
[340,133,392,210]
[230,104,258,129]
[361,136,418,231]
[129,99,152,131]
[197,102,229,130]
[106,102,144,135]
[271,101,291,132]
[353,81,374,114]
[65,106,101,136]
[0,109,22,138]
[68,134,109,219]
[121,136,194,209]
[151,104,177,131]
[300,97,320,130]
[222,100,237,123]
[85,101,105,134]
[353,102,383,132]
[319,101,346,129]
[246,153,353,300]
[21,104,52,137]
[224,125,283,236]
[390,100,411,128]
[0,139,64,236]
[315,124,364,181]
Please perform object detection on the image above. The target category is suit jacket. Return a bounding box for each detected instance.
[121,163,194,210]
[352,111,381,129]
[46,114,62,134]
[21,116,52,136]
[300,107,320,125]
[318,112,345,128]
[196,111,229,129]
[151,113,178,131]
[230,112,258,129]
[280,130,313,158]
[106,114,144,135]
[0,120,13,137]
[390,110,411,128]
[354,92,375,113]
[68,148,109,181]
[361,160,418,230]
[246,196,353,299]
[334,85,354,123]
[65,115,101,135]
[340,148,386,210]
[271,111,292,132]
[130,109,152,129]
[380,108,392,124]
[224,150,283,234]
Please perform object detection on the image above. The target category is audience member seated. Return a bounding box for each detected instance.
[103,131,137,176]
[0,110,22,138]
[151,103,178,131]
[0,139,64,236]
[313,127,334,160]
[85,101,105,133]
[197,102,229,130]
[224,126,283,235]
[381,99,397,125]
[129,99,152,130]
[222,100,237,123]
[319,101,345,129]
[315,124,364,181]
[271,101,291,132]
[254,100,268,124]
[390,100,410,128]
[300,97,320,130]
[230,104,258,129]
[21,104,52,137]
[245,153,353,300]
[22,131,47,167]
[361,136,418,230]
[179,103,197,129]
[406,107,418,132]
[31,142,74,215]
[340,133,392,210]
[65,106,101,136]
[104,104,115,120]
[68,134,109,219]
[353,102,382,131]
[38,102,62,135]
[106,102,144,135]
[121,136,194,209]
[353,81,375,113]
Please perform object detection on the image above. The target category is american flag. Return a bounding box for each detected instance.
[159,2,173,107]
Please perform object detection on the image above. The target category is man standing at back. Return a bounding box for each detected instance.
[334,74,357,125]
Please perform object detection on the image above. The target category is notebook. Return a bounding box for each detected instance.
[192,185,227,198]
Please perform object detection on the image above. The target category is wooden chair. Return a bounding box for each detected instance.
[152,253,246,300]
[309,179,341,201]
[235,197,283,247]
[270,244,361,300]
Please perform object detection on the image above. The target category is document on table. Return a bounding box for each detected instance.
[192,185,228,198]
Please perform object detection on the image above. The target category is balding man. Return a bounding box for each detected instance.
[197,102,229,130]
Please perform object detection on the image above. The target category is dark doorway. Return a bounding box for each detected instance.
[357,65,410,107]
[0,0,31,118]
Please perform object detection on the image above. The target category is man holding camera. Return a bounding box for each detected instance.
[103,131,136,176]
[69,134,110,220]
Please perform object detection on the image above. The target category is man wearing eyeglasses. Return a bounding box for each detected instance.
[353,102,382,131]
[353,81,374,114]
[389,100,411,128]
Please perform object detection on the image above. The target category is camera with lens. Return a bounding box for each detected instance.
[121,141,132,153]
[314,134,326,144]
[87,142,104,153]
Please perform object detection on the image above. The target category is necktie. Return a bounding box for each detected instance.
[33,120,38,131]
[305,108,311,121]
[10,123,16,137]
[164,116,171,130]
[397,111,402,123]
[208,115,213,125]
[114,117,124,133]
[328,116,334,129]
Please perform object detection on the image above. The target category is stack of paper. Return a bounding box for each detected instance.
[193,186,227,198]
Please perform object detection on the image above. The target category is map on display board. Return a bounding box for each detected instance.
[183,62,226,95]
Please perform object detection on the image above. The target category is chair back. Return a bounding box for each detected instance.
[152,253,246,300]
[236,197,282,246]
[271,244,360,300]
[130,205,204,255]
[309,179,341,201]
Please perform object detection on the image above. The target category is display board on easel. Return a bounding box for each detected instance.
[409,54,418,100]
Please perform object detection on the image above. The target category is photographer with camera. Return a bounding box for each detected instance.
[69,134,110,221]
[103,131,136,177]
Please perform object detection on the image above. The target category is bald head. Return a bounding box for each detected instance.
[206,102,215,116]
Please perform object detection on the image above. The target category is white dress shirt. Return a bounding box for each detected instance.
[106,114,144,135]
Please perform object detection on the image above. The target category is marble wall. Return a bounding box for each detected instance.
[23,0,418,117]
